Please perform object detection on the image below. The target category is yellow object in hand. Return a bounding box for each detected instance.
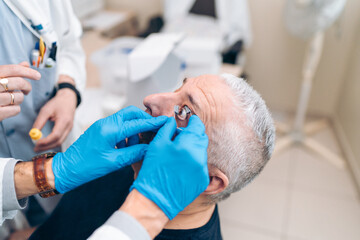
[29,128,42,141]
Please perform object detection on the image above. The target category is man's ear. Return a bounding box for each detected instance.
[203,167,229,195]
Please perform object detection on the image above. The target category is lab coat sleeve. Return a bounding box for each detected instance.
[55,0,86,93]
[0,158,28,226]
[88,211,151,240]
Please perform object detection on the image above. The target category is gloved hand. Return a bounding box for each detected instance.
[52,106,168,193]
[131,116,209,220]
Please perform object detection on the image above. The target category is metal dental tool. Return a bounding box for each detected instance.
[174,105,192,133]
[174,105,192,121]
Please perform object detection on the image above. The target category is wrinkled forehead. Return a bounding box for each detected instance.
[179,75,237,126]
[181,75,235,105]
[181,74,225,89]
[179,75,229,97]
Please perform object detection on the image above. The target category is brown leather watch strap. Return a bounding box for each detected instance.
[32,152,59,198]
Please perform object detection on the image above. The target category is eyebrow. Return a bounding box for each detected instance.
[179,78,201,113]
[174,78,187,93]
[188,94,200,113]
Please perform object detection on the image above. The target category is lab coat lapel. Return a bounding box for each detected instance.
[3,0,51,40]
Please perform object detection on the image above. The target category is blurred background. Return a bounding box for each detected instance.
[71,0,360,239]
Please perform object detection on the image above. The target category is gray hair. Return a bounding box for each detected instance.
[207,73,275,202]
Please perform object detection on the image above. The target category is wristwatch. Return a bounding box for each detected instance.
[32,152,59,198]
[51,82,82,107]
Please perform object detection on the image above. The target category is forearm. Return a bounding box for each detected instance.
[119,190,169,239]
[14,158,55,199]
[57,74,75,85]
[55,74,77,108]
[91,190,169,240]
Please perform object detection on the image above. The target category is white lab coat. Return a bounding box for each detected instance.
[4,0,86,92]
[0,159,17,226]
[0,0,85,225]
[89,226,133,240]
[163,0,252,49]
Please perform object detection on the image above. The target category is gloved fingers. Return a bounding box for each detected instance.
[174,127,183,137]
[175,115,208,145]
[116,144,148,166]
[175,132,208,148]
[152,117,177,142]
[121,116,168,139]
[175,115,206,139]
[182,115,206,134]
[118,106,152,121]
[128,134,140,146]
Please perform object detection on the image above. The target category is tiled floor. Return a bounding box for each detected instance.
[218,119,360,240]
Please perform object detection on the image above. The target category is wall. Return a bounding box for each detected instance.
[246,0,360,115]
[105,0,360,116]
[105,0,162,30]
[335,20,360,187]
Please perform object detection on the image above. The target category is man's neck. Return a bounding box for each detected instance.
[164,201,216,230]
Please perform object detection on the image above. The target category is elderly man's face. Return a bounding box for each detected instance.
[133,75,236,177]
[144,75,235,129]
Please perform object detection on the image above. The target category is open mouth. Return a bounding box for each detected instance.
[139,107,159,144]
[139,131,157,144]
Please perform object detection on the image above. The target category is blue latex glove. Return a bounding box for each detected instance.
[52,106,168,193]
[131,116,209,220]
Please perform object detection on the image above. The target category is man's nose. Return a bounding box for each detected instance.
[143,93,174,117]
